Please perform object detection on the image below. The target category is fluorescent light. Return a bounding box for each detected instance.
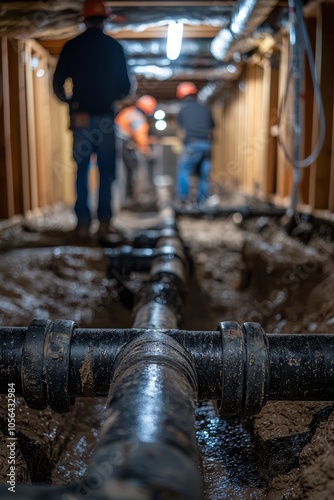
[30,56,39,69]
[132,65,173,80]
[166,21,183,61]
[154,109,166,120]
[155,120,167,131]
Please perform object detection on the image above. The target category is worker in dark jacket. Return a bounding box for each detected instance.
[53,0,132,239]
[176,82,215,205]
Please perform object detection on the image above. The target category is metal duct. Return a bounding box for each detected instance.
[132,63,242,81]
[211,0,278,62]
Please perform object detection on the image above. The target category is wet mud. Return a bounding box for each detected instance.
[1,203,334,498]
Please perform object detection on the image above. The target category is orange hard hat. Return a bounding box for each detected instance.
[176,82,197,100]
[82,0,109,19]
[136,95,157,116]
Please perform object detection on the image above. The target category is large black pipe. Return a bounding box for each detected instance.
[3,188,333,499]
[1,333,204,500]
[2,321,334,414]
[82,332,201,500]
[174,204,286,219]
[0,189,204,499]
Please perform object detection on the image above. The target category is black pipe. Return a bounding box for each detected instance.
[174,204,286,219]
[132,227,177,247]
[106,244,186,275]
[0,332,202,500]
[84,332,202,500]
[3,321,334,413]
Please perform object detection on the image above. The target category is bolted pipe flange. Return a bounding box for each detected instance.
[45,319,76,413]
[21,319,53,410]
[218,321,270,416]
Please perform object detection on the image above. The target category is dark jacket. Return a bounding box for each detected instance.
[177,96,215,144]
[53,27,131,115]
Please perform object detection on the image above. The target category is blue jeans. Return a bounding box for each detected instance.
[73,114,115,226]
[177,141,212,203]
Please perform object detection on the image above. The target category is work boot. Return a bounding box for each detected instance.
[97,220,111,239]
[75,223,91,241]
[97,220,121,245]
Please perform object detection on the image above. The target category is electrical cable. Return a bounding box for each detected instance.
[277,0,325,169]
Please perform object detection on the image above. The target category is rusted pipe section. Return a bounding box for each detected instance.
[2,321,334,414]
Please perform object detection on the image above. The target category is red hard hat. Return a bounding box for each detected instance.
[82,0,109,19]
[176,82,197,100]
[136,95,157,116]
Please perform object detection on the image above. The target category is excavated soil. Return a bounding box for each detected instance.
[1,197,334,499]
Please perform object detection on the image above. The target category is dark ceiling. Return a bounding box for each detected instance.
[0,1,292,102]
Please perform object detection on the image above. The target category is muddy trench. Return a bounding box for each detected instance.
[1,203,334,499]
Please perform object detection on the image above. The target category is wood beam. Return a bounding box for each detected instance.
[309,3,334,210]
[1,36,15,217]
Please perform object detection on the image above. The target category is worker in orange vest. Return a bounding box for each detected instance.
[115,95,157,204]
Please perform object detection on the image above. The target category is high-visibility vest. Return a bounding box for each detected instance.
[115,106,150,155]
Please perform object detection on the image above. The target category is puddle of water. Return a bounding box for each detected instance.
[196,402,266,500]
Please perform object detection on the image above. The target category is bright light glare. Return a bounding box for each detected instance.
[154,109,166,120]
[166,21,183,61]
[155,120,167,131]
[211,28,234,60]
[36,69,44,78]
[30,56,39,69]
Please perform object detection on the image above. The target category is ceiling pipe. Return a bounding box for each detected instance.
[132,62,242,81]
[211,0,278,62]
[201,0,278,104]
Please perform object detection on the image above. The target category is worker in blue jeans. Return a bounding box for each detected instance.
[72,115,116,231]
[53,0,132,239]
[176,82,215,205]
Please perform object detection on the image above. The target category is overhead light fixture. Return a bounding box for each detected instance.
[166,21,183,61]
[132,65,173,80]
[155,120,167,131]
[154,109,166,120]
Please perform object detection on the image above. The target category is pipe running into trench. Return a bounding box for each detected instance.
[1,188,334,498]
[2,323,334,411]
[0,187,204,499]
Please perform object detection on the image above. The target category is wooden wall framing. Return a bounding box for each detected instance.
[0,36,74,220]
[2,2,334,219]
[212,1,334,215]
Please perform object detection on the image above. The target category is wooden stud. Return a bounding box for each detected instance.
[309,3,334,210]
[25,40,39,210]
[1,36,15,217]
[18,40,31,212]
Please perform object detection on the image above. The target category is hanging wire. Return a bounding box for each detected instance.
[277,0,325,169]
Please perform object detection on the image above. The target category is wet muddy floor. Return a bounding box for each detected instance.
[1,198,334,498]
